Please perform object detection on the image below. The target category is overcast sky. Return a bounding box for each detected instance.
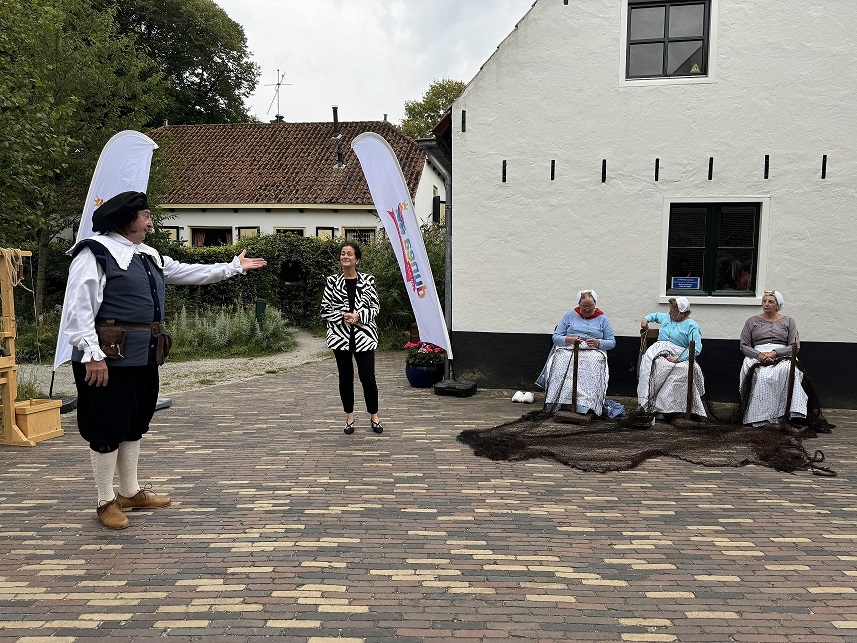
[213,0,535,124]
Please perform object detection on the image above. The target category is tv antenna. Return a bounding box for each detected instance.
[266,69,292,121]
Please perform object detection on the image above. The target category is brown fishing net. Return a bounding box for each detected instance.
[457,409,834,475]
[458,349,836,476]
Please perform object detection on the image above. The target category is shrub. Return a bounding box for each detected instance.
[21,223,447,342]
[14,308,62,364]
[167,304,296,359]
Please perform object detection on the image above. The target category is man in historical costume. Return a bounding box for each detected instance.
[62,191,266,529]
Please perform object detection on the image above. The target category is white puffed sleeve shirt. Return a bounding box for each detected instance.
[63,233,245,362]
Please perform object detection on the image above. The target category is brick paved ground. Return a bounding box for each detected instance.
[1,352,856,642]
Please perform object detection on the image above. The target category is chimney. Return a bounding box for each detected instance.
[163,119,169,128]
[332,105,341,139]
[335,143,346,169]
[383,113,387,122]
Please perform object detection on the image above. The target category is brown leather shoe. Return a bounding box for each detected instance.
[116,488,172,511]
[97,500,130,529]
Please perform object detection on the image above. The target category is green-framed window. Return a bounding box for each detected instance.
[627,1,710,78]
[666,203,760,296]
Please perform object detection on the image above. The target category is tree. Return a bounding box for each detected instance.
[103,0,261,125]
[0,0,164,316]
[0,0,259,317]
[400,78,465,139]
[0,0,71,232]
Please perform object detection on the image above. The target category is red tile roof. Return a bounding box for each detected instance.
[147,121,425,206]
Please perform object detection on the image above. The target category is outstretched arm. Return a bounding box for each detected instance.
[162,250,266,285]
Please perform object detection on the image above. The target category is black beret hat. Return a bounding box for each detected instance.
[92,191,149,233]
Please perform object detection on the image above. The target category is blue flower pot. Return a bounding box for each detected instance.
[405,363,444,388]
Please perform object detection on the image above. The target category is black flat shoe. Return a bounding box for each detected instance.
[371,420,384,434]
[344,421,355,435]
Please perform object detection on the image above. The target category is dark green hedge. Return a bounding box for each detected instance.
[14,225,446,334]
[152,232,341,329]
[152,224,446,331]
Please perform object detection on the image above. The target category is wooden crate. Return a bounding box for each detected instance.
[0,399,64,446]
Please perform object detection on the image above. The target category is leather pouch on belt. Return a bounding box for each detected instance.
[97,321,125,359]
[155,331,172,366]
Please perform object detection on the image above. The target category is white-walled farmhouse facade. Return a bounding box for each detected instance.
[446,0,856,405]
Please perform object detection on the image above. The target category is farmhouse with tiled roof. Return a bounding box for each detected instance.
[147,116,445,246]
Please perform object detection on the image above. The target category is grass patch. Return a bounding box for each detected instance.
[16,378,47,401]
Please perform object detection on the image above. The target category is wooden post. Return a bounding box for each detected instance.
[784,342,798,423]
[1,250,32,445]
[571,340,580,411]
[553,340,592,425]
[684,340,696,420]
[1,249,62,447]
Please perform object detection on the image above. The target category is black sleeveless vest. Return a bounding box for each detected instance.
[70,239,165,367]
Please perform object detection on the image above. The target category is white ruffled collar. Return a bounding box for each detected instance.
[87,233,163,270]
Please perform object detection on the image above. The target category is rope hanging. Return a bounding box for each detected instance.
[1,249,32,292]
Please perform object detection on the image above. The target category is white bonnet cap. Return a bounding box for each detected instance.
[671,296,691,313]
[577,289,598,303]
[764,290,784,308]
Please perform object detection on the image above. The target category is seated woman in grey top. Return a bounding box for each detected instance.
[739,290,806,425]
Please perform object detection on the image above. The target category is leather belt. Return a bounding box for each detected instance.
[96,319,166,336]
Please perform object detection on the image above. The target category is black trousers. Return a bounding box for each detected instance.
[333,349,379,414]
[72,361,159,453]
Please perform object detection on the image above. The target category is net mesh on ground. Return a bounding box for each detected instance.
[458,347,835,475]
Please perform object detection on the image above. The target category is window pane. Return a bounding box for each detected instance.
[669,207,707,246]
[667,40,704,75]
[668,3,705,37]
[667,249,705,291]
[718,207,757,247]
[630,6,665,40]
[345,229,376,244]
[716,249,755,291]
[628,43,664,77]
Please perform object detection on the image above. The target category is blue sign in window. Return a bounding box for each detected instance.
[671,277,700,290]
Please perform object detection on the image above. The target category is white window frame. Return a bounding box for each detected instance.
[236,226,260,239]
[160,226,181,242]
[189,226,233,247]
[619,0,719,88]
[658,195,769,306]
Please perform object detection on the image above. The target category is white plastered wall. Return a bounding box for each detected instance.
[159,207,383,242]
[451,0,857,342]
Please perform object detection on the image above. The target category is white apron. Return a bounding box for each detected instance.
[637,340,706,416]
[740,343,807,425]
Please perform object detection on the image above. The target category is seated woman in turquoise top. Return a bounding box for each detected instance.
[536,290,616,415]
[637,296,706,417]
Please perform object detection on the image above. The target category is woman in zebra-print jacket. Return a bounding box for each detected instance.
[320,242,384,435]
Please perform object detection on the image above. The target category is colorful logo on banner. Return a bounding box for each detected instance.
[387,201,427,298]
